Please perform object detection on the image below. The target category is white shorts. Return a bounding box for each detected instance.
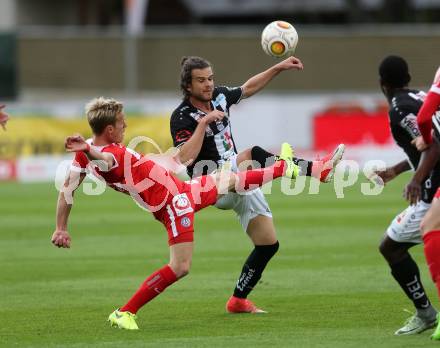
[215,154,272,231]
[386,200,431,244]
[215,189,272,231]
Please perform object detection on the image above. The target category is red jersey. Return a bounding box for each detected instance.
[70,141,187,216]
[417,66,440,144]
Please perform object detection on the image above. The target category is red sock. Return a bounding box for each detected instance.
[236,161,286,191]
[423,230,440,298]
[120,264,177,314]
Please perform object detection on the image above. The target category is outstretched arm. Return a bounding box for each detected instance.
[374,160,411,185]
[65,135,115,171]
[51,170,86,248]
[241,56,303,99]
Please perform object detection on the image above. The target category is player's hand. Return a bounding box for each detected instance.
[201,110,225,125]
[0,104,10,131]
[274,56,304,71]
[404,178,422,205]
[411,136,429,152]
[51,230,72,248]
[65,135,88,152]
[373,168,396,185]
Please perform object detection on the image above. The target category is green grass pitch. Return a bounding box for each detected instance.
[1,174,438,347]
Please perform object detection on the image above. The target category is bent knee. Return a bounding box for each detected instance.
[378,238,395,261]
[171,263,191,279]
[255,240,280,260]
[271,240,280,255]
[378,236,409,264]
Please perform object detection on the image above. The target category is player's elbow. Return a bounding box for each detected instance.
[240,84,252,99]
[177,149,194,166]
[94,157,114,172]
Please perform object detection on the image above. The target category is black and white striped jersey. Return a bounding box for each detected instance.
[170,86,243,177]
[389,88,440,203]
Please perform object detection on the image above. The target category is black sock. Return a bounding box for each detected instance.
[233,241,279,299]
[251,146,276,167]
[390,255,432,310]
[251,146,312,176]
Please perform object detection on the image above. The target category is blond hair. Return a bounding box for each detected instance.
[85,97,123,135]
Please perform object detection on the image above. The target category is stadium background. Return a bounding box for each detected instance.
[1,1,440,347]
[2,0,440,181]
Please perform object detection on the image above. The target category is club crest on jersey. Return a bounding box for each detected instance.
[180,216,191,228]
[172,193,193,216]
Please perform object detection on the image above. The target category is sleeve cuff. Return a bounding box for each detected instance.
[70,165,87,173]
[430,84,440,95]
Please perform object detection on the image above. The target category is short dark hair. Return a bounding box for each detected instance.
[379,55,411,88]
[180,56,212,99]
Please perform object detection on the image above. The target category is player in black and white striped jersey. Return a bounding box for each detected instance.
[170,55,344,313]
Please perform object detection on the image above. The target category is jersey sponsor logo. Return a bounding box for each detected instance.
[399,114,421,138]
[172,193,194,216]
[175,129,192,142]
[180,216,191,228]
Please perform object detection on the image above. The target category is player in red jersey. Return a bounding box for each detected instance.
[0,104,10,131]
[404,67,440,340]
[51,97,299,330]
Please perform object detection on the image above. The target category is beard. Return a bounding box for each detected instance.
[192,90,213,102]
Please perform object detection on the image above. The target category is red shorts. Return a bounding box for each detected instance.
[435,187,440,199]
[158,175,217,246]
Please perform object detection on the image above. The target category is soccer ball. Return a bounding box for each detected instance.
[261,21,298,58]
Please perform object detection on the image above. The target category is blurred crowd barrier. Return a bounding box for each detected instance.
[0,115,172,159]
[0,112,172,182]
